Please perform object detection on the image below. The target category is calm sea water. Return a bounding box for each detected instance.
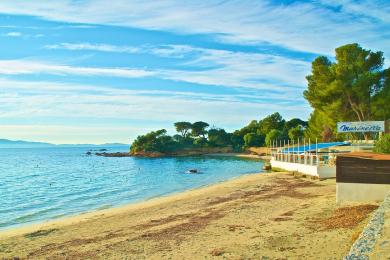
[0,147,263,230]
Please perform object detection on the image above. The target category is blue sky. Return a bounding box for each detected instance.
[0,0,389,144]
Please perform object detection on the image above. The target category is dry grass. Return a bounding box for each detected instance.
[320,204,378,230]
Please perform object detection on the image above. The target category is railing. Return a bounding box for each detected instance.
[271,151,336,166]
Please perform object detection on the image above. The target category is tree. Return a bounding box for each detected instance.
[265,129,287,146]
[208,128,231,147]
[193,137,208,147]
[288,125,304,141]
[285,118,308,130]
[191,121,209,137]
[304,43,390,140]
[231,130,245,151]
[130,129,177,153]
[243,133,264,147]
[258,112,285,135]
[321,126,334,143]
[373,134,390,154]
[174,122,192,137]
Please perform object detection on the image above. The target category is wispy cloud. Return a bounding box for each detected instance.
[3,31,22,37]
[45,43,140,53]
[0,1,388,56]
[0,78,309,125]
[44,43,310,89]
[0,60,154,78]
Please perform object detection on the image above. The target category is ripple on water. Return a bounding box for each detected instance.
[0,147,263,230]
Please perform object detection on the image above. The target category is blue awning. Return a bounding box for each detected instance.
[280,141,350,153]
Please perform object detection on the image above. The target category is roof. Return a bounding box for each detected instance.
[281,141,350,153]
[337,152,390,160]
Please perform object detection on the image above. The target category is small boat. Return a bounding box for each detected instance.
[186,169,199,174]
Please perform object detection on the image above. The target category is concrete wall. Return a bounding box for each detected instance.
[337,183,390,203]
[270,159,336,179]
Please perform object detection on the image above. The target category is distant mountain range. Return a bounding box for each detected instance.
[0,139,128,148]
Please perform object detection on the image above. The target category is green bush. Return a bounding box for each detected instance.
[374,134,390,154]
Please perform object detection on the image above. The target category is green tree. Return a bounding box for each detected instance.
[130,129,177,153]
[285,118,308,130]
[288,125,304,141]
[193,137,208,147]
[258,112,285,135]
[304,43,390,140]
[265,129,287,146]
[191,121,209,137]
[231,130,245,151]
[373,134,390,154]
[243,133,264,147]
[174,121,192,137]
[208,128,231,147]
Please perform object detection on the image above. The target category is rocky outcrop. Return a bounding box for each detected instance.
[95,152,132,157]
[131,146,234,158]
[95,147,234,158]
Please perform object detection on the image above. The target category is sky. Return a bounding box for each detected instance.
[0,0,389,144]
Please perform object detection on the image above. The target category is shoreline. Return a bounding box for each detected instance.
[0,172,263,238]
[0,171,377,259]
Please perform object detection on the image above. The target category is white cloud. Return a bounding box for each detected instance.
[0,0,388,56]
[3,31,22,37]
[156,45,310,89]
[43,43,311,90]
[0,78,309,128]
[0,60,154,78]
[45,43,140,53]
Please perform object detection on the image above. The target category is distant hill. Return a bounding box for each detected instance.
[0,139,128,148]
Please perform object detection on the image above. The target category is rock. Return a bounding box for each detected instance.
[95,152,132,157]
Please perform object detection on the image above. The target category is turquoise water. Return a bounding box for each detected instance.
[0,147,263,230]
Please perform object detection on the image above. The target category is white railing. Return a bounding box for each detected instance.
[271,151,336,166]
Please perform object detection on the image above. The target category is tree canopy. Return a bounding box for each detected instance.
[174,121,192,137]
[130,113,307,154]
[304,43,390,140]
[191,121,209,137]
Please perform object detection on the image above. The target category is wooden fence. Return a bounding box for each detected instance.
[336,152,390,184]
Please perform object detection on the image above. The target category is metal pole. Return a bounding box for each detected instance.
[309,138,312,165]
[288,139,290,163]
[303,138,306,164]
[298,138,300,164]
[316,138,318,165]
[292,139,295,163]
[283,139,286,162]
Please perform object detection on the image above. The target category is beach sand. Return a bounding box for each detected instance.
[0,172,378,259]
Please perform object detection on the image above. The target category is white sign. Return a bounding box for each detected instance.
[337,121,385,133]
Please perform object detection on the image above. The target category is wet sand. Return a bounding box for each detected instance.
[0,172,377,259]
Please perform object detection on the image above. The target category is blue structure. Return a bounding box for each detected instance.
[281,141,350,154]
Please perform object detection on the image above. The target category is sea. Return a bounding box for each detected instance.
[0,146,264,230]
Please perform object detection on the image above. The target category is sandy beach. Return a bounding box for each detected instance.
[0,172,378,259]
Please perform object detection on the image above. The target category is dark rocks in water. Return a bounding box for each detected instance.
[99,148,107,151]
[86,151,92,155]
[95,152,131,157]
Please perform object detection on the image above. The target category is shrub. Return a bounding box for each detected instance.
[373,134,390,154]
